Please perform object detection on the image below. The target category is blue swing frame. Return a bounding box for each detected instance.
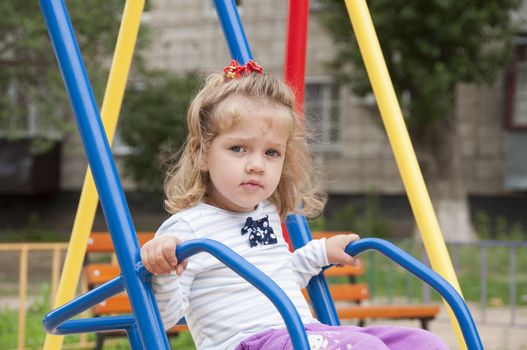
[40,0,483,349]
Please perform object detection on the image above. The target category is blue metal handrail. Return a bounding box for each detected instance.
[345,238,483,350]
[43,239,311,349]
[43,237,484,349]
[43,276,126,334]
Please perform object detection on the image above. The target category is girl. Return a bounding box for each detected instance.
[140,60,449,350]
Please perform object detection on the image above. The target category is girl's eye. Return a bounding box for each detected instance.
[230,146,245,153]
[265,149,281,157]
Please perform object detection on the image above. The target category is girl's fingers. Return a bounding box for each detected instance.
[162,240,179,267]
[175,259,188,275]
[326,234,361,266]
[345,234,360,245]
[147,244,170,274]
[343,234,360,265]
[340,251,357,266]
[143,245,162,274]
[140,236,186,275]
[140,246,153,273]
[147,247,163,274]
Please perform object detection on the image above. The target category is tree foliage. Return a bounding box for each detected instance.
[318,0,521,129]
[120,72,201,191]
[0,1,195,191]
[0,1,126,147]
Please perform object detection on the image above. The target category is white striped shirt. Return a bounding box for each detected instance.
[151,200,328,350]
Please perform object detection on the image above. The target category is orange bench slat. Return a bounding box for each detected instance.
[311,232,356,240]
[85,264,121,285]
[337,304,440,319]
[329,284,370,301]
[303,284,370,302]
[323,264,364,277]
[168,324,189,333]
[88,232,155,252]
[92,294,131,314]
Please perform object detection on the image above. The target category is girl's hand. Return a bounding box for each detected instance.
[140,235,188,275]
[325,233,360,266]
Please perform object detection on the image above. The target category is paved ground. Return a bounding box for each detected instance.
[361,318,527,350]
[362,304,527,350]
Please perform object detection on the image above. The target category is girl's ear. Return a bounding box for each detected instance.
[199,157,209,172]
[198,151,208,172]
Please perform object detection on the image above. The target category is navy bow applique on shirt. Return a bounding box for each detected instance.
[241,215,278,247]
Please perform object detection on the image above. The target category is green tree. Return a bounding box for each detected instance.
[0,1,192,191]
[0,1,126,150]
[318,0,521,240]
[120,72,200,191]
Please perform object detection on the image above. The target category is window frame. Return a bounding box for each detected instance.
[304,77,344,152]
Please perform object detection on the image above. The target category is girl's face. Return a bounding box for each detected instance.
[202,95,292,213]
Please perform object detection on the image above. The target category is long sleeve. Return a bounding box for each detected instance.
[150,216,200,330]
[151,269,194,329]
[290,238,329,288]
[148,202,325,349]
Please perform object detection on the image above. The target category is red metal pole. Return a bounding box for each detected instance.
[283,0,309,249]
[284,0,309,115]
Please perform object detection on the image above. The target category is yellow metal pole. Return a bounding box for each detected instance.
[343,1,467,349]
[43,1,145,349]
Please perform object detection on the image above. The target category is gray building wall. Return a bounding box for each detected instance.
[54,1,522,199]
[123,0,508,196]
[4,0,525,237]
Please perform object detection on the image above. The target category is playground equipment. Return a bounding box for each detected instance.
[40,0,482,349]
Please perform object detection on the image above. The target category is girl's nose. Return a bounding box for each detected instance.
[246,154,264,174]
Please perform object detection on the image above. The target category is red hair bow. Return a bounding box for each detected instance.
[245,60,263,74]
[224,59,263,79]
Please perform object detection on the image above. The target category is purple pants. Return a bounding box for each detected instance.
[235,323,449,350]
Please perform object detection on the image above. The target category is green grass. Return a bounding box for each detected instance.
[0,286,84,349]
[0,283,196,350]
[0,304,196,350]
[97,333,195,350]
[355,240,527,306]
[108,333,195,350]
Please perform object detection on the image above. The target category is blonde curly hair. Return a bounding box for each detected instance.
[164,71,326,218]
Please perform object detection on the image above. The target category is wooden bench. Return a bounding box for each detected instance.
[85,231,439,349]
[311,232,440,329]
[85,232,187,350]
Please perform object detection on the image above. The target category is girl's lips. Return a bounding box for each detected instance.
[241,181,263,190]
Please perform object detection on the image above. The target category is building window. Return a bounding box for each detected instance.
[505,35,527,129]
[304,79,342,150]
